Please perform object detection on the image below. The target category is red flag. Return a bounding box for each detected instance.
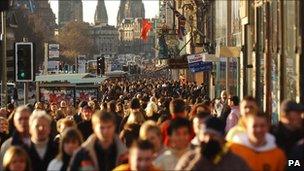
[141,19,152,41]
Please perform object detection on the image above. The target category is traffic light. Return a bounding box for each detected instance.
[15,42,34,82]
[97,56,105,76]
[0,0,9,12]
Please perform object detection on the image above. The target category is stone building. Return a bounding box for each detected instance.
[117,0,145,26]
[91,0,119,57]
[118,18,156,59]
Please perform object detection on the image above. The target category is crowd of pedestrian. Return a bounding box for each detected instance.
[0,78,303,171]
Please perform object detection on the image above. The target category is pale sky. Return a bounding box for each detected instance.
[49,0,159,26]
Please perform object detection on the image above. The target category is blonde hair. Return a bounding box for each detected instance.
[145,101,158,117]
[29,110,52,126]
[139,120,161,140]
[3,146,31,171]
[56,118,76,133]
[127,111,146,125]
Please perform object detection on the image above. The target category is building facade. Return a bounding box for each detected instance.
[117,0,145,26]
[239,0,304,121]
[118,18,156,59]
[91,25,119,57]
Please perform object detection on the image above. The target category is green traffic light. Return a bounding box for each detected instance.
[21,72,25,78]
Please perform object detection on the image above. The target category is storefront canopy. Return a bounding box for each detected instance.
[216,46,241,58]
[35,73,107,84]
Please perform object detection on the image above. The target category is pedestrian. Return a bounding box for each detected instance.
[3,146,31,171]
[77,105,94,140]
[68,111,127,171]
[113,140,161,171]
[214,90,231,128]
[49,102,64,121]
[154,118,191,170]
[271,100,304,156]
[73,101,87,124]
[27,110,58,171]
[0,108,8,118]
[120,98,146,132]
[230,112,286,171]
[48,128,83,171]
[226,96,259,141]
[225,95,240,132]
[0,117,9,146]
[54,118,76,143]
[160,98,187,146]
[120,123,141,148]
[145,96,159,121]
[108,100,122,133]
[176,117,250,171]
[190,106,210,148]
[139,120,166,158]
[58,100,68,117]
[0,106,31,170]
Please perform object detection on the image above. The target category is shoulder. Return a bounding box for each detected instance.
[47,158,63,171]
[0,137,13,153]
[113,164,130,171]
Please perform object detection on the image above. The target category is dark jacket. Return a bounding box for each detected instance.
[0,133,9,146]
[191,151,250,171]
[77,120,93,140]
[271,121,304,155]
[68,135,127,171]
[73,113,83,124]
[27,140,58,171]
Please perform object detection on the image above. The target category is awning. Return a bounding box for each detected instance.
[36,73,107,84]
[216,46,241,58]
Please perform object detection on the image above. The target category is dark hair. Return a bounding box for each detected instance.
[92,111,116,126]
[120,123,141,148]
[58,128,83,160]
[107,100,116,113]
[100,102,108,110]
[130,98,141,109]
[230,96,240,106]
[7,103,15,111]
[169,98,186,115]
[190,103,211,120]
[131,139,154,151]
[78,101,88,108]
[167,118,191,136]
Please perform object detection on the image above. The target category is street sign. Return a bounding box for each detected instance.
[48,44,59,58]
[187,53,213,73]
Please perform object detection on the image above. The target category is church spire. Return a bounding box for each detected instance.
[94,0,108,26]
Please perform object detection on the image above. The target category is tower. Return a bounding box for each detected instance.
[94,0,108,26]
[58,0,83,27]
[117,0,145,26]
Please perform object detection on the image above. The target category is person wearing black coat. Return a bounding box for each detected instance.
[73,101,88,124]
[77,105,94,140]
[27,110,58,171]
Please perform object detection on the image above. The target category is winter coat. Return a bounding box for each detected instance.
[68,134,127,171]
[26,140,58,171]
[271,121,304,155]
[175,144,250,171]
[230,133,286,171]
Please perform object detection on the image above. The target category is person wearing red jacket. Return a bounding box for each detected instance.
[160,98,187,146]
